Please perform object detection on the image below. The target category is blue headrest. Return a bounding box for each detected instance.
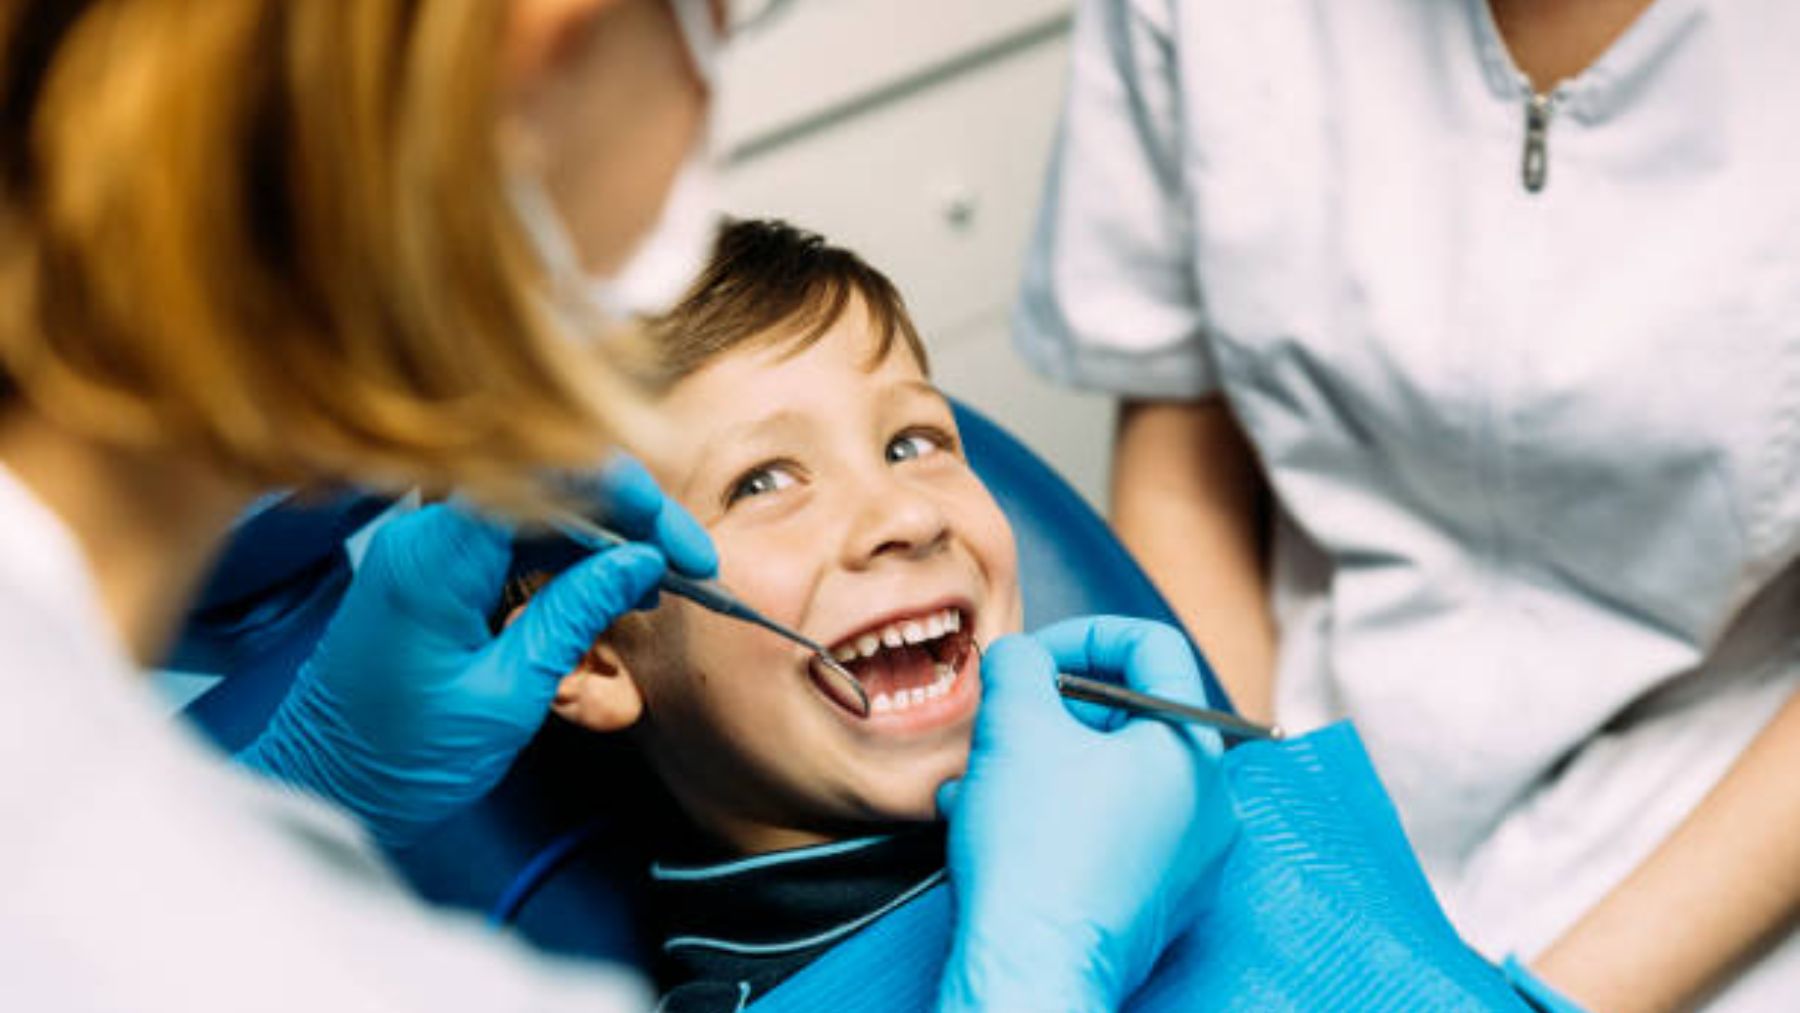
[174,401,1225,962]
[953,404,1195,638]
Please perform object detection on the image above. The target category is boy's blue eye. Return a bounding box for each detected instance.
[726,465,797,506]
[886,431,943,464]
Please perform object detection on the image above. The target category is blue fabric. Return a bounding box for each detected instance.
[753,724,1528,1012]
[174,546,356,753]
[172,492,388,752]
[193,491,389,614]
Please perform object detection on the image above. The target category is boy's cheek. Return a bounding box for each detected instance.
[712,540,817,622]
[952,485,1023,633]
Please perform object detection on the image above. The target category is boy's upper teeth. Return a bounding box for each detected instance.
[833,607,964,661]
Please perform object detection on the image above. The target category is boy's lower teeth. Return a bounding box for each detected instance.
[869,662,957,715]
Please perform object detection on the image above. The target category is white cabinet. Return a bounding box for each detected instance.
[718,0,1115,508]
[719,0,1075,154]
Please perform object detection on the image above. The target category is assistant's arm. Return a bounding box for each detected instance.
[1112,397,1278,720]
[1009,0,1280,720]
[1532,687,1800,1011]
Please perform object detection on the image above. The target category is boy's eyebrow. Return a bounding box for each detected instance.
[875,379,957,420]
[887,379,951,406]
[682,409,811,497]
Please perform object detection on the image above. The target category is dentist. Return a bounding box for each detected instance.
[0,1,1231,1010]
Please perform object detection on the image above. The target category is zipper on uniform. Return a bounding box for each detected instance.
[1521,92,1554,194]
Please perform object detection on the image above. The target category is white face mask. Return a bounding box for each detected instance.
[586,150,720,321]
[510,0,724,331]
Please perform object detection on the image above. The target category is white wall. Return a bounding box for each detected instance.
[716,0,1116,509]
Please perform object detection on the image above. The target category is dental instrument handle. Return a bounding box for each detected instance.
[659,570,837,663]
[646,571,869,716]
[655,568,747,616]
[546,514,870,716]
[1055,674,1284,742]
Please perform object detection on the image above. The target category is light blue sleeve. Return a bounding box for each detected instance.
[1013,0,1219,400]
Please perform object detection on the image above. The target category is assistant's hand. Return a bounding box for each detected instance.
[239,457,716,847]
[935,616,1236,1012]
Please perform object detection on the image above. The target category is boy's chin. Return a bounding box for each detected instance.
[856,759,969,825]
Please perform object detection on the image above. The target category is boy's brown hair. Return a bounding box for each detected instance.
[645,218,929,384]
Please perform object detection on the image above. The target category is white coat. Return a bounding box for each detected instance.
[1015,1,1800,1007]
[0,464,652,1011]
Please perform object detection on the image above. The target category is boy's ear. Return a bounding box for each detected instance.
[551,638,645,733]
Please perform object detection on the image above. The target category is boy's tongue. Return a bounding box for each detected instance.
[850,644,942,699]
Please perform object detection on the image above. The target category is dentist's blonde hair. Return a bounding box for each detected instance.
[0,0,645,511]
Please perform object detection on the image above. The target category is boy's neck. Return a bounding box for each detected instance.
[655,762,845,857]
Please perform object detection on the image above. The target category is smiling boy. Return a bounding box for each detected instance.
[508,221,1517,1013]
[523,219,1025,1007]
[495,223,1551,1012]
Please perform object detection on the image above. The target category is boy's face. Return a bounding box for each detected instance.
[571,302,1021,854]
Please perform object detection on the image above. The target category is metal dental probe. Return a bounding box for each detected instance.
[961,640,1281,741]
[1056,674,1284,742]
[545,512,871,717]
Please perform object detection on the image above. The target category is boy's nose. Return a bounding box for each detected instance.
[842,477,951,567]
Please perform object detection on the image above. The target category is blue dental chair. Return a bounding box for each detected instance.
[173,401,1224,965]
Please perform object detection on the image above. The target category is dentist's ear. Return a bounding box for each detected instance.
[552,638,646,732]
[502,0,626,90]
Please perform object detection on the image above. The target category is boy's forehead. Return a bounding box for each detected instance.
[671,314,927,414]
[750,303,926,377]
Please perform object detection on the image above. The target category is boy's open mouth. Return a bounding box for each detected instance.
[812,604,977,719]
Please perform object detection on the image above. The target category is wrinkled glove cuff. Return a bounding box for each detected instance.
[936,929,1120,1013]
[235,682,438,850]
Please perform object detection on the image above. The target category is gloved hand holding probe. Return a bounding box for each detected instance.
[239,457,718,848]
[936,616,1237,1012]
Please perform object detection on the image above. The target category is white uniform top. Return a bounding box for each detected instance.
[0,464,652,1011]
[1017,0,1800,1005]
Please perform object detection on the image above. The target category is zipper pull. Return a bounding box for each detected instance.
[1521,92,1552,193]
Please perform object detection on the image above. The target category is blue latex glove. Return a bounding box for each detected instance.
[239,457,717,847]
[935,616,1236,1012]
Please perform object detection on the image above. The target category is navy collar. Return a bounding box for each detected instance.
[648,827,946,1011]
